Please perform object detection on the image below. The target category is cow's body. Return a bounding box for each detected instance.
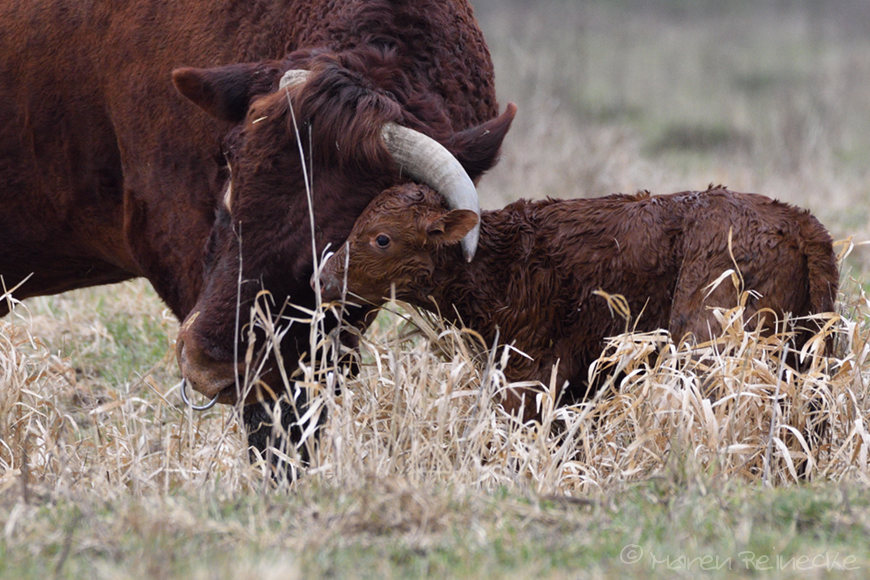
[0,0,497,314]
[1,1,514,467]
[320,185,839,419]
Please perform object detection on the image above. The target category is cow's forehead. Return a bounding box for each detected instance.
[238,73,399,175]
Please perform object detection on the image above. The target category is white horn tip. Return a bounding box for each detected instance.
[462,228,480,262]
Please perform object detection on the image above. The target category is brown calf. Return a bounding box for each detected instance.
[319,185,839,419]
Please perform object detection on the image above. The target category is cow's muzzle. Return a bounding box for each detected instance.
[175,321,246,407]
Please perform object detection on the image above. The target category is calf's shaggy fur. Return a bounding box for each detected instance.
[319,185,839,419]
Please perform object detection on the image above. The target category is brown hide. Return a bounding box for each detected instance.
[0,1,510,406]
[320,185,839,418]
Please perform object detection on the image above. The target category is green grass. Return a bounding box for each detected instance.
[3,480,868,579]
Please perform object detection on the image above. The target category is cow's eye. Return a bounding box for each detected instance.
[375,234,391,248]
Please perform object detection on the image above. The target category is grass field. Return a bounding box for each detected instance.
[3,1,870,578]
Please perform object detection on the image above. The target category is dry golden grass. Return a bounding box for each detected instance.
[3,254,868,503]
[4,0,869,502]
[2,259,869,576]
[3,2,870,575]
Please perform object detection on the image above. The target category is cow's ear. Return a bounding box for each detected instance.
[426,210,479,245]
[447,103,517,183]
[172,63,278,123]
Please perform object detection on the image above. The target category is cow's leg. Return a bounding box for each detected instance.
[667,250,758,344]
[669,254,823,479]
[242,310,369,481]
[243,394,324,483]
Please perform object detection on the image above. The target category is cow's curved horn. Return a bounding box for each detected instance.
[279,69,310,89]
[380,124,480,261]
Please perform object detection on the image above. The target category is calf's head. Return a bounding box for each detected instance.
[170,50,514,404]
[319,185,479,306]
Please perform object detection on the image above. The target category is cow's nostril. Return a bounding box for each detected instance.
[175,329,245,404]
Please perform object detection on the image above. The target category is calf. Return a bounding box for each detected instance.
[318,185,839,419]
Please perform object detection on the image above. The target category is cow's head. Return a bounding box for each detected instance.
[170,50,515,405]
[318,185,478,306]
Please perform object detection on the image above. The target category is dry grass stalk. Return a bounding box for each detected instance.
[2,257,869,505]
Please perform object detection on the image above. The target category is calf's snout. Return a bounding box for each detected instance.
[313,253,345,302]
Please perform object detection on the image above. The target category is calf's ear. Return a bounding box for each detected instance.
[426,210,480,246]
[172,62,280,123]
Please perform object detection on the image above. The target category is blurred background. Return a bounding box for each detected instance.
[473,0,870,274]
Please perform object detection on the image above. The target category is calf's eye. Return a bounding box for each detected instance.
[375,234,391,248]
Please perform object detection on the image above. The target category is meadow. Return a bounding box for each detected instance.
[3,1,870,577]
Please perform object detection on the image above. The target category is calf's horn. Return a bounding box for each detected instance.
[380,123,480,261]
[279,69,480,260]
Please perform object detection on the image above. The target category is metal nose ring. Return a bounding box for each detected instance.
[177,378,219,411]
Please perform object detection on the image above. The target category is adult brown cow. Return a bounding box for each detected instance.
[0,1,514,470]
